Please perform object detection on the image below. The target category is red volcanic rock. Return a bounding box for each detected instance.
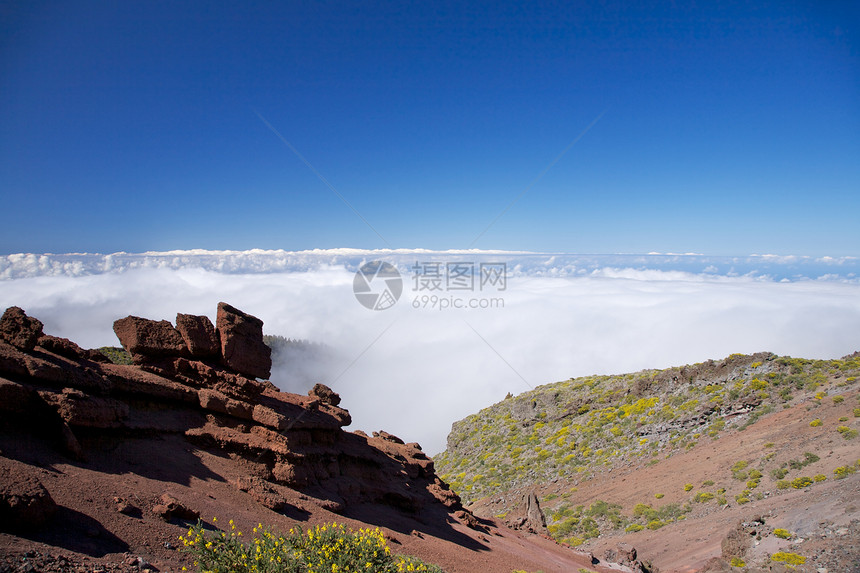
[198,388,253,419]
[1,305,520,570]
[0,378,35,413]
[39,387,129,428]
[113,316,187,360]
[373,430,405,444]
[175,313,219,358]
[37,334,110,363]
[0,460,57,531]
[216,302,271,380]
[235,476,291,511]
[309,383,341,406]
[0,307,44,351]
[151,493,199,521]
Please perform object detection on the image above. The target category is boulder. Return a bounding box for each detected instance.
[152,493,199,521]
[175,313,220,358]
[0,307,44,351]
[309,383,341,406]
[113,316,187,360]
[216,302,271,379]
[0,461,57,531]
[617,542,637,564]
[113,496,141,517]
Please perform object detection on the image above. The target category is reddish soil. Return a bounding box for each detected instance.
[0,427,611,573]
[473,388,860,572]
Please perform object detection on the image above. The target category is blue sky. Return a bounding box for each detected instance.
[2,1,858,255]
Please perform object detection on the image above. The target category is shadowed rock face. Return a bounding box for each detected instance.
[0,304,472,535]
[175,313,219,358]
[0,461,57,531]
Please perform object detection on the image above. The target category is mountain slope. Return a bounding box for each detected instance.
[436,351,860,572]
[0,305,610,573]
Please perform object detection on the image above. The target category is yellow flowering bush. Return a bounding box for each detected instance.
[180,519,445,573]
[771,551,806,566]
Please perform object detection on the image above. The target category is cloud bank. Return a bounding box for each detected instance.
[1,249,858,454]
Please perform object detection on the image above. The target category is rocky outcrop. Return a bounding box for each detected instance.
[175,313,219,358]
[0,305,476,533]
[0,460,57,531]
[309,383,341,406]
[113,316,187,361]
[216,302,271,379]
[0,306,44,351]
[505,492,547,534]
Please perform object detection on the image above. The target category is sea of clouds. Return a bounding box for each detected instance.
[1,249,858,454]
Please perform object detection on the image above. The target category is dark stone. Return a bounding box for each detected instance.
[0,461,57,531]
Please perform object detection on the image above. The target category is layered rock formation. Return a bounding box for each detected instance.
[0,304,469,530]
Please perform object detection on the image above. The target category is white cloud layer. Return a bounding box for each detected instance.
[1,250,859,454]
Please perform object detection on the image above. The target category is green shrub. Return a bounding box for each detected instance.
[98,346,133,365]
[833,395,845,404]
[702,480,715,486]
[730,557,745,567]
[735,496,750,505]
[776,480,791,490]
[694,492,714,503]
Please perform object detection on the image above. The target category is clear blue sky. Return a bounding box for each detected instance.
[2,1,858,255]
